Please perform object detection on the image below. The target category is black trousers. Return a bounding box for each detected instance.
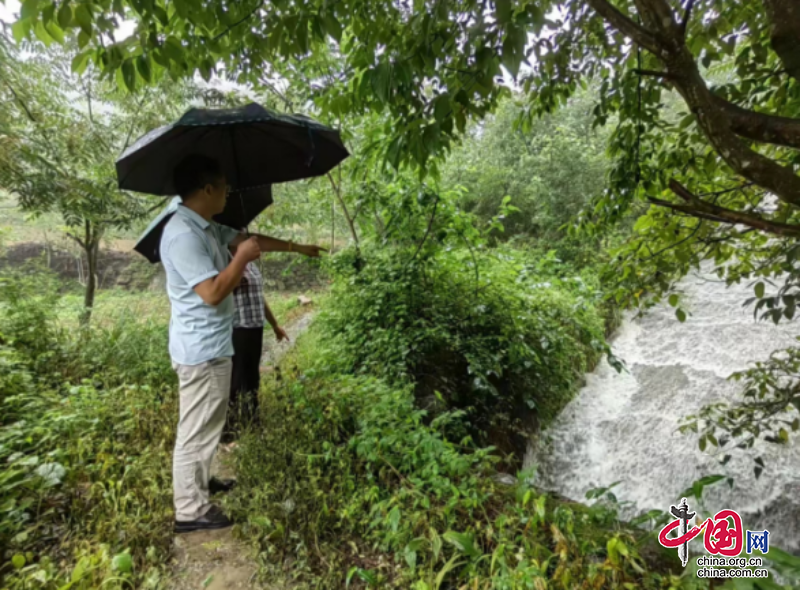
[227,326,264,436]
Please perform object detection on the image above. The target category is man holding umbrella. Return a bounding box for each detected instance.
[161,154,325,532]
[121,103,348,533]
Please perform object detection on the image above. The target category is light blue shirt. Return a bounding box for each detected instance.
[160,205,240,365]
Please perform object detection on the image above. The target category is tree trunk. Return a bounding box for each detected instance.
[80,240,98,326]
[79,221,102,327]
[331,194,336,254]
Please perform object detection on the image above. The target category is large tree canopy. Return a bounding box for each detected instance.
[7,0,800,312]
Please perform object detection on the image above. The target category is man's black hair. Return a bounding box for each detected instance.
[173,154,224,199]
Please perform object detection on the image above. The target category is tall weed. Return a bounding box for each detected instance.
[0,268,175,588]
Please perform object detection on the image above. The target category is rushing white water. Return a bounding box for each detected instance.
[524,269,800,552]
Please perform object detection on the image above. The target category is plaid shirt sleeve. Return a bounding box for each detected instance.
[233,262,267,328]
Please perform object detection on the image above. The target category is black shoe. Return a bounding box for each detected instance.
[209,477,237,494]
[174,505,233,533]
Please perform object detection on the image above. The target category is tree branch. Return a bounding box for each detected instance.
[66,231,86,250]
[145,197,169,214]
[594,0,800,206]
[584,0,661,54]
[762,0,800,82]
[410,195,440,262]
[212,0,265,42]
[645,179,800,237]
[1,76,36,122]
[715,98,800,151]
[633,68,675,79]
[678,0,695,40]
[327,172,359,246]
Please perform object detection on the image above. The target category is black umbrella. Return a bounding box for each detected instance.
[133,185,273,264]
[116,103,349,195]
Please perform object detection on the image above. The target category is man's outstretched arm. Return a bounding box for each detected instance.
[230,233,327,257]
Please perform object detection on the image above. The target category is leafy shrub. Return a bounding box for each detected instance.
[227,339,685,589]
[0,269,175,588]
[0,264,66,379]
[319,245,608,460]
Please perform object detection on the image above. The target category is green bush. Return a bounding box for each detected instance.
[0,269,175,588]
[319,245,608,460]
[227,339,686,589]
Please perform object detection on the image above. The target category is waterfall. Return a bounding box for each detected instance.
[524,269,800,552]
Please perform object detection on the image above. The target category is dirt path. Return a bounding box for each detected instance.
[169,309,316,589]
[170,448,259,590]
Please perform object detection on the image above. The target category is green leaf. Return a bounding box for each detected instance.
[71,556,89,582]
[386,135,403,169]
[33,20,53,46]
[494,0,511,23]
[111,552,133,573]
[322,13,342,42]
[57,1,73,28]
[435,555,463,589]
[433,94,450,123]
[371,63,391,104]
[11,20,31,43]
[388,506,401,532]
[295,18,309,53]
[136,54,152,82]
[12,554,26,569]
[676,308,687,322]
[403,545,417,569]
[45,21,65,43]
[678,114,695,130]
[173,0,190,19]
[668,294,679,307]
[755,281,765,298]
[443,530,481,557]
[75,3,92,36]
[163,36,184,62]
[153,5,169,26]
[77,30,90,49]
[20,0,39,21]
[121,59,137,92]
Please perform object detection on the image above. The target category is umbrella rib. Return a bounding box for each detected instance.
[118,126,213,193]
[250,122,316,155]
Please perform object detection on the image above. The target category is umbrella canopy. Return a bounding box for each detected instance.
[134,185,273,264]
[116,103,349,196]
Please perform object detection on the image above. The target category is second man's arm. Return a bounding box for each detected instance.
[230,233,327,258]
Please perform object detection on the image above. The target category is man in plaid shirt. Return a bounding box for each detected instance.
[227,260,287,436]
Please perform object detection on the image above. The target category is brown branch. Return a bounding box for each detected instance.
[327,172,359,246]
[640,219,703,261]
[633,68,675,79]
[584,0,661,54]
[678,0,695,40]
[145,197,170,214]
[762,0,800,82]
[648,197,731,224]
[66,231,86,250]
[716,98,800,151]
[593,0,800,206]
[211,0,265,42]
[410,195,440,262]
[645,180,800,237]
[1,76,36,122]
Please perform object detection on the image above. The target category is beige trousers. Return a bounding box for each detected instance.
[172,357,232,521]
